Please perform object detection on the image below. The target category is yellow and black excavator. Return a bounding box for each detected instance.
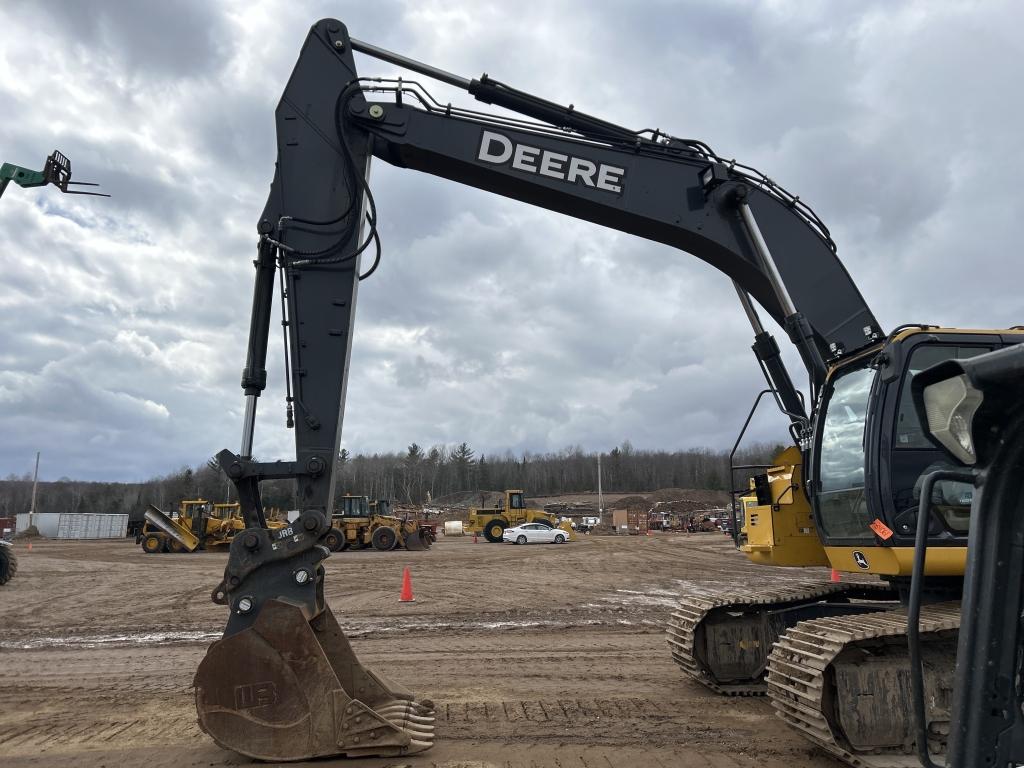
[191,19,1024,767]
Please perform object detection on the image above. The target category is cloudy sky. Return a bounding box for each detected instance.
[0,0,1021,482]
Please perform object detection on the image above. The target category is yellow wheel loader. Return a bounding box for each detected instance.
[466,490,575,543]
[325,496,434,551]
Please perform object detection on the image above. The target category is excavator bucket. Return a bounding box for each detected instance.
[404,529,431,551]
[194,600,434,761]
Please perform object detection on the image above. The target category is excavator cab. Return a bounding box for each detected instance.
[809,328,1024,578]
[698,328,1024,762]
[737,328,1022,577]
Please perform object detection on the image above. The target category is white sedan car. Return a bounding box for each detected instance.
[502,522,569,545]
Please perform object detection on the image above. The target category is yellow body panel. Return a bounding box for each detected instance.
[825,545,966,577]
[737,443,969,576]
[740,446,829,567]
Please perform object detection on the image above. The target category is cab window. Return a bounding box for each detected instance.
[817,363,874,540]
[890,344,988,532]
[893,345,990,448]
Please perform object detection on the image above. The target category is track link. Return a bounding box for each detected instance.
[667,581,890,695]
[767,601,961,767]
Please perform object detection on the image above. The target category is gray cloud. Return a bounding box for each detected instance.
[1,0,1022,481]
[11,0,231,78]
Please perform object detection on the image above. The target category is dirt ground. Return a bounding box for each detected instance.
[0,533,845,768]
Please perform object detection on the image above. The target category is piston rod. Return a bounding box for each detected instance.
[350,37,471,89]
[738,201,797,319]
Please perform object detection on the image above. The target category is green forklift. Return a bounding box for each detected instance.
[0,150,107,200]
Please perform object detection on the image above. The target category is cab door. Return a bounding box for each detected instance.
[810,357,878,547]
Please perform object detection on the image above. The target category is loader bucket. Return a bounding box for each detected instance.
[404,530,431,551]
[194,600,434,761]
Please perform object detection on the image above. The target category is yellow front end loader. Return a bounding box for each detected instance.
[466,490,575,543]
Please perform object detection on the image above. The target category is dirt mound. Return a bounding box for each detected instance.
[13,525,43,539]
[609,488,730,509]
[648,488,730,505]
[611,495,648,509]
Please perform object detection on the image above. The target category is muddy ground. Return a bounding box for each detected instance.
[0,533,844,767]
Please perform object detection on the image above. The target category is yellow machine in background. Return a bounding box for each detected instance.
[325,495,435,551]
[466,489,575,542]
[140,500,284,553]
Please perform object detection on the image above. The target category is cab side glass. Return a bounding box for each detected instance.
[817,365,875,541]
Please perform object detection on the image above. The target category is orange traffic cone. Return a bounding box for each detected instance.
[399,566,415,602]
[27,542,32,552]
[830,568,841,583]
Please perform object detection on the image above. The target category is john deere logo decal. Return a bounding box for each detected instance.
[477,130,626,194]
[852,551,870,570]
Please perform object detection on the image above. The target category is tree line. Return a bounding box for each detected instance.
[0,441,782,517]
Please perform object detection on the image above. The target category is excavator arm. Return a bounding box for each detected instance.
[197,18,880,761]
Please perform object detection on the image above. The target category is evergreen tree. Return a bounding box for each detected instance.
[478,454,490,490]
[451,442,475,490]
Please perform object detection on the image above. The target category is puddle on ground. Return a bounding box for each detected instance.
[595,587,684,608]
[1,611,662,650]
[1,629,222,650]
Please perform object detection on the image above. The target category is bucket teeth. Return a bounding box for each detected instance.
[377,704,434,720]
[195,599,435,761]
